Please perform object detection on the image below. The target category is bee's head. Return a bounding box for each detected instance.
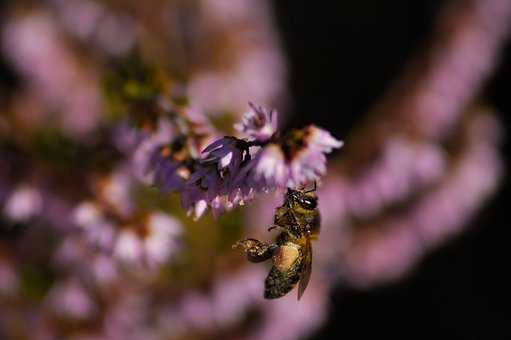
[286,186,318,210]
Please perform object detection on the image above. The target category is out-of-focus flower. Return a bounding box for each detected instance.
[97,167,135,216]
[112,122,149,155]
[210,266,265,327]
[132,118,175,182]
[253,280,329,340]
[113,212,181,268]
[51,0,136,56]
[148,144,188,192]
[73,201,116,250]
[102,294,154,340]
[131,112,213,194]
[330,112,503,288]
[3,13,101,137]
[3,185,43,222]
[46,279,97,320]
[179,292,215,330]
[235,102,277,142]
[189,0,287,115]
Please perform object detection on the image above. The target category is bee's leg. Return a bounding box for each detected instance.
[267,225,286,232]
[288,209,299,225]
[233,238,278,263]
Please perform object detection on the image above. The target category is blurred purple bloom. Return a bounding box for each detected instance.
[148,145,187,192]
[113,212,182,268]
[3,185,43,223]
[132,118,174,180]
[73,201,116,250]
[98,167,136,216]
[235,102,277,142]
[46,279,97,320]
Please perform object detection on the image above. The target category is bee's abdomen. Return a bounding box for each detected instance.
[264,264,302,299]
[264,244,303,299]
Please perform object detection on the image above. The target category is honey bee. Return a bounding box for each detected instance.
[233,184,320,299]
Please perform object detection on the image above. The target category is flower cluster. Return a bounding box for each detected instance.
[140,103,343,219]
[72,167,183,271]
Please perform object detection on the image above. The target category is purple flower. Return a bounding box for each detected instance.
[235,102,277,142]
[241,125,343,190]
[148,145,188,192]
[201,136,246,174]
[239,143,288,190]
[180,184,208,220]
[73,201,116,250]
[132,118,174,178]
[46,279,97,320]
[139,102,342,219]
[286,126,344,187]
[113,212,182,268]
[3,185,43,222]
[179,137,252,217]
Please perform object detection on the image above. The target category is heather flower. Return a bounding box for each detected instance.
[3,185,43,222]
[97,167,135,216]
[92,254,119,286]
[112,122,148,155]
[235,102,277,142]
[152,103,343,218]
[285,126,344,187]
[187,164,223,201]
[113,212,182,268]
[46,279,97,320]
[148,144,188,192]
[239,143,288,190]
[132,111,213,194]
[180,185,209,220]
[183,137,251,210]
[239,125,343,190]
[132,118,175,182]
[201,136,246,173]
[73,201,116,250]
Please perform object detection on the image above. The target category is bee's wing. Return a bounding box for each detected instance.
[297,237,312,300]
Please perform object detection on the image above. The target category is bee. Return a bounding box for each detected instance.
[233,184,320,299]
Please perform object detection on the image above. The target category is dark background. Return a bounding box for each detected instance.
[272,1,511,339]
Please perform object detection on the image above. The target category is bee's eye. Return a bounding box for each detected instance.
[299,197,317,209]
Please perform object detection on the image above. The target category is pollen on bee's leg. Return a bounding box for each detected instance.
[232,238,277,263]
[232,238,258,250]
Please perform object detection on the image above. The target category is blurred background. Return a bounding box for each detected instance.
[1,0,510,339]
